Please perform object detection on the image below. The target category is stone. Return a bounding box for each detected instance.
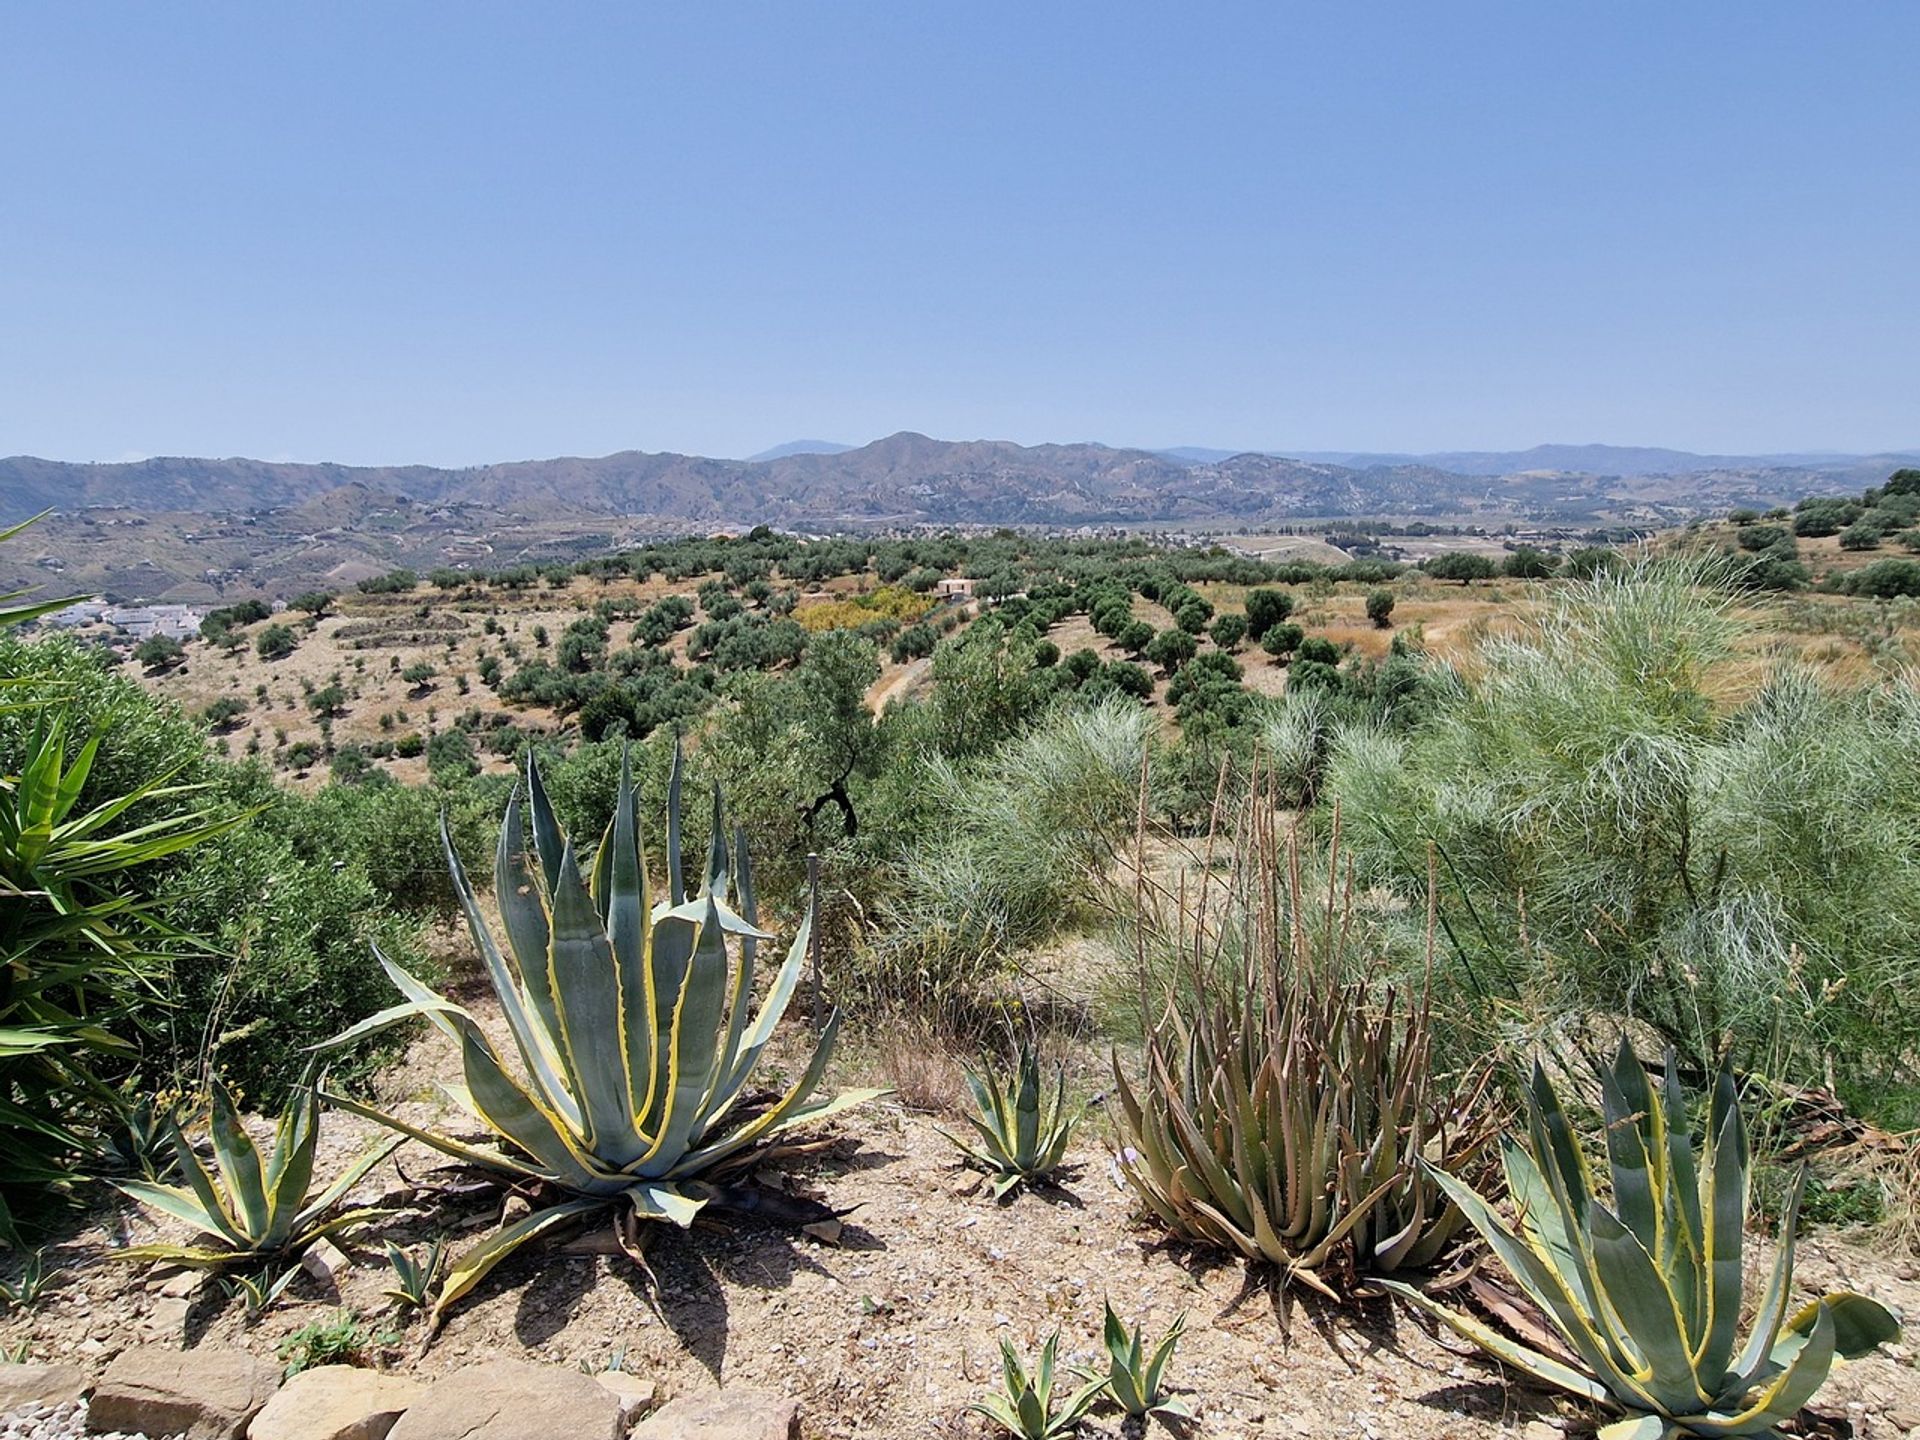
[0,1362,88,1412]
[88,1346,280,1440]
[592,1372,657,1426]
[300,1239,353,1291]
[386,1359,620,1440]
[145,1296,192,1334]
[631,1390,800,1440]
[248,1365,426,1440]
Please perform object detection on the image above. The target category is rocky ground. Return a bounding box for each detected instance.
[5,1009,1919,1440]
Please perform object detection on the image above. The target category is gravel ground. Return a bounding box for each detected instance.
[0,1398,164,1440]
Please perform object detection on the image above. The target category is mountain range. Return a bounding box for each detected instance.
[8,433,1913,527]
[3,433,1913,602]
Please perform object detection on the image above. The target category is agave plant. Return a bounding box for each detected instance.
[324,746,879,1324]
[1380,1040,1902,1440]
[969,1331,1106,1440]
[113,1077,398,1272]
[382,1235,449,1312]
[1097,1301,1189,1424]
[944,1039,1079,1200]
[1113,803,1496,1295]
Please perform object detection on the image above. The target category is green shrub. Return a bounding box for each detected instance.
[255,624,298,660]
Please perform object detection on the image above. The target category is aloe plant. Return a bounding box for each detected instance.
[1381,1040,1902,1440]
[1098,1301,1189,1424]
[324,746,879,1324]
[969,1332,1106,1439]
[944,1040,1079,1200]
[1113,809,1496,1295]
[113,1078,398,1272]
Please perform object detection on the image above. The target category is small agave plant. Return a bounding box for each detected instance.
[944,1039,1080,1200]
[1098,1301,1190,1425]
[113,1078,398,1272]
[326,746,879,1324]
[1381,1040,1902,1440]
[970,1331,1106,1440]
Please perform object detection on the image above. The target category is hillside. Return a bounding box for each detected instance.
[2,433,1899,601]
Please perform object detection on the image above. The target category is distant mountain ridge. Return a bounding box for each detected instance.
[7,432,1911,530]
[8,432,1912,603]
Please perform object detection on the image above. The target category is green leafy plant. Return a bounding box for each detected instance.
[0,1248,61,1309]
[323,746,880,1326]
[1113,804,1496,1296]
[381,1235,448,1312]
[1381,1040,1902,1439]
[969,1332,1106,1439]
[944,1039,1079,1199]
[0,514,80,631]
[113,1078,398,1273]
[1097,1301,1189,1424]
[2,712,239,1204]
[277,1309,394,1376]
[219,1261,302,1318]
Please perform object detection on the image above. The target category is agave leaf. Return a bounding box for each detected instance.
[114,1242,259,1269]
[431,1197,605,1330]
[1595,1418,1670,1440]
[207,1081,270,1240]
[1421,1162,1652,1405]
[163,1122,246,1246]
[1698,1070,1747,1379]
[1586,1203,1709,1409]
[1725,1161,1805,1393]
[1693,1300,1837,1435]
[545,842,641,1163]
[448,1011,613,1190]
[1377,1278,1611,1403]
[495,791,562,1048]
[641,897,732,1171]
[110,1179,223,1235]
[295,1132,404,1230]
[454,805,576,1123]
[320,1089,538,1178]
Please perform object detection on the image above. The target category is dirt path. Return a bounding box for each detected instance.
[866,657,931,715]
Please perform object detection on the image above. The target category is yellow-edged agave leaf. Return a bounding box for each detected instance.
[113,1080,396,1281]
[320,741,877,1325]
[1386,1040,1902,1438]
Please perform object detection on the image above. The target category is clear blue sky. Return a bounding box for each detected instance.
[3,3,1915,466]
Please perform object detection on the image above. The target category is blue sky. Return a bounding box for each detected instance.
[2,3,1915,465]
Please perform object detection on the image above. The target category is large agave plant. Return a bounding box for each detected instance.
[1381,1041,1901,1439]
[326,747,878,1322]
[1112,805,1495,1295]
[113,1078,398,1271]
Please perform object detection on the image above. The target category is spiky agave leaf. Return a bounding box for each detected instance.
[941,1041,1080,1200]
[112,1079,397,1272]
[319,743,880,1322]
[1382,1039,1901,1437]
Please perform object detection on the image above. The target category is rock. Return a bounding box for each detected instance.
[145,1296,192,1334]
[631,1390,799,1440]
[386,1359,620,1440]
[1522,1423,1562,1440]
[0,1362,88,1412]
[248,1365,426,1440]
[157,1268,204,1299]
[88,1346,280,1440]
[300,1239,353,1291]
[592,1372,657,1426]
